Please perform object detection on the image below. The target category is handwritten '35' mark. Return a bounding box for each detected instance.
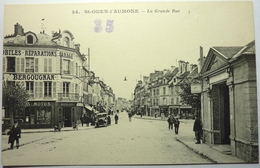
[94,19,114,33]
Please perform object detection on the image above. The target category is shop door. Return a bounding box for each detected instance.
[63,107,72,127]
[220,84,230,144]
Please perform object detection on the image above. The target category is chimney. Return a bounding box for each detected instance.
[14,23,24,36]
[171,66,175,71]
[186,62,190,72]
[75,44,80,52]
[198,46,203,72]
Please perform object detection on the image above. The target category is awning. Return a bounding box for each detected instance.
[85,105,93,111]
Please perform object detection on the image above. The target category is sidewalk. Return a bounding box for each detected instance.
[2,125,93,152]
[133,115,246,164]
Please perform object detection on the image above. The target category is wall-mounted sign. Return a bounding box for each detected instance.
[191,84,201,94]
[26,102,51,106]
[13,74,55,80]
[59,52,73,59]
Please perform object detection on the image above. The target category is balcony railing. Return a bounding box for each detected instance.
[58,93,80,102]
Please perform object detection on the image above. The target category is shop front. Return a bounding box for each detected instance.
[58,102,77,127]
[23,101,56,129]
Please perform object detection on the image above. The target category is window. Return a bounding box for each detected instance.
[26,82,34,98]
[44,58,52,72]
[7,57,15,72]
[44,82,52,97]
[27,35,33,44]
[171,98,174,104]
[36,107,51,124]
[64,37,70,47]
[63,60,70,74]
[153,90,155,96]
[174,78,176,83]
[63,82,70,97]
[157,89,159,95]
[163,87,166,95]
[26,58,34,72]
[176,97,179,104]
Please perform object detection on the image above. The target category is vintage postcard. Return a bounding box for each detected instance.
[1,0,259,167]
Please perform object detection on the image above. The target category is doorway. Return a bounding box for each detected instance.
[63,107,72,127]
[220,84,230,144]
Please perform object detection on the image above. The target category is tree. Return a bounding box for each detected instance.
[2,82,29,125]
[178,79,201,116]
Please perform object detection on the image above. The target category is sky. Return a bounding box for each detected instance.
[1,0,257,101]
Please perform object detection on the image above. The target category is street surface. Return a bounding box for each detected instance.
[2,112,212,166]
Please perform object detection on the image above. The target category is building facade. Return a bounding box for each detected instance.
[200,41,258,162]
[3,23,87,128]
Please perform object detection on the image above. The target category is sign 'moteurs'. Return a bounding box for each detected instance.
[13,74,55,80]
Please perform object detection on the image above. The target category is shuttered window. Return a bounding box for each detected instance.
[53,82,56,98]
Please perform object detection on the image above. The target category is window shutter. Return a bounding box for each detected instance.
[53,82,56,98]
[16,57,20,72]
[20,58,25,72]
[39,82,43,98]
[35,58,39,72]
[44,58,47,72]
[71,83,75,93]
[35,82,39,98]
[3,57,5,72]
[48,58,52,72]
[60,82,63,94]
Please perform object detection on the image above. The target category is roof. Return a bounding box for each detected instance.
[212,46,244,59]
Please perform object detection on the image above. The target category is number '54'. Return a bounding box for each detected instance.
[94,19,114,33]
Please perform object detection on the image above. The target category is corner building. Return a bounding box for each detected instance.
[3,23,86,128]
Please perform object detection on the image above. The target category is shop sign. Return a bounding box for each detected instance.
[191,84,201,93]
[11,74,56,81]
[26,102,51,106]
[3,49,57,57]
[60,103,76,107]
[59,51,73,59]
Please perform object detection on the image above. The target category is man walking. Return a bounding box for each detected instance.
[9,121,21,149]
[193,115,202,144]
[114,114,119,124]
[174,118,180,134]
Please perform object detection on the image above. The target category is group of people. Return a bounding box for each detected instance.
[167,115,180,134]
[167,114,203,144]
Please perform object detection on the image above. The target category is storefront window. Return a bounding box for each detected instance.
[36,107,51,124]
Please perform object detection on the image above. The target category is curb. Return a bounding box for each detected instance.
[176,137,217,163]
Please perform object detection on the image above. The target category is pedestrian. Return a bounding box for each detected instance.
[140,112,143,118]
[128,112,132,122]
[114,114,119,124]
[80,116,84,126]
[167,115,174,130]
[9,121,21,149]
[193,115,203,144]
[174,118,180,134]
[107,115,111,126]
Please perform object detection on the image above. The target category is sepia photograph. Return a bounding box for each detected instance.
[0,0,259,167]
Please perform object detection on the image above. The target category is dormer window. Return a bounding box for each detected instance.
[27,35,33,44]
[64,37,70,47]
[174,78,176,83]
